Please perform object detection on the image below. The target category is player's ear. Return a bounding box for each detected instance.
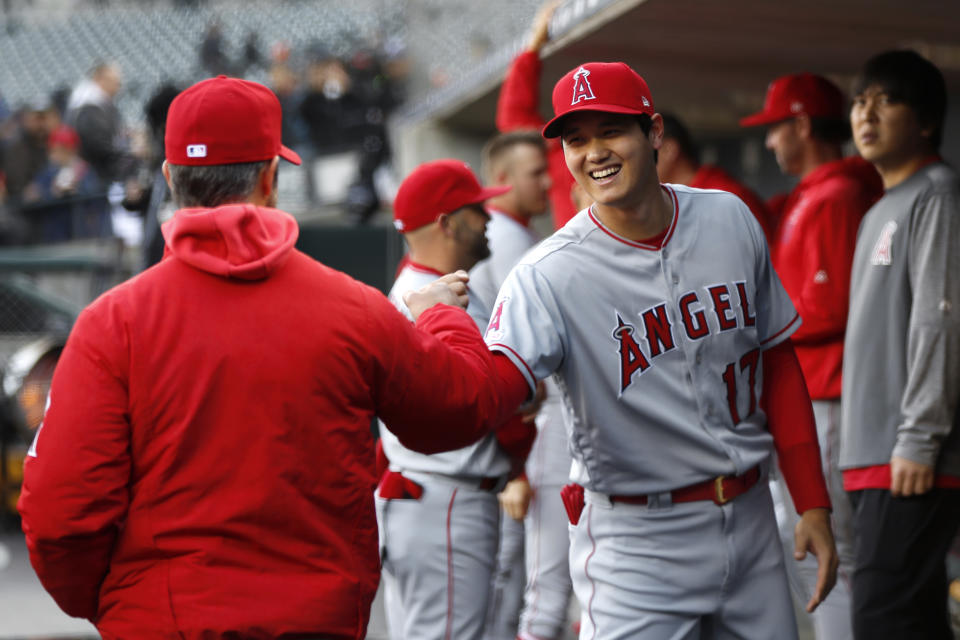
[648,113,665,150]
[795,114,812,141]
[259,156,280,199]
[437,213,454,236]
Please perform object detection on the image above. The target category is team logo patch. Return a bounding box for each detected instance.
[871,220,898,266]
[486,297,509,341]
[186,144,208,158]
[612,313,648,394]
[571,67,596,105]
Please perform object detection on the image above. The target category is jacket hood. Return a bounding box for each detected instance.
[800,156,883,194]
[162,204,299,280]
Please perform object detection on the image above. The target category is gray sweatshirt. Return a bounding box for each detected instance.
[840,161,960,474]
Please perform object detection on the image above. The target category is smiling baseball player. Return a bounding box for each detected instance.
[470,61,840,638]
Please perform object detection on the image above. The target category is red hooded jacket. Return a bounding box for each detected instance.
[771,157,882,399]
[18,204,504,639]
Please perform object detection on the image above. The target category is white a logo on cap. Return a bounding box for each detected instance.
[571,67,596,105]
[186,144,208,158]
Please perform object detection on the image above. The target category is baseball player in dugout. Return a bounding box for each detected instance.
[16,77,514,640]
[656,112,776,242]
[413,60,844,639]
[841,50,960,640]
[470,131,567,640]
[377,158,538,640]
[740,72,883,640]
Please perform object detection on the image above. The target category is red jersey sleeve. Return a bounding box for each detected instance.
[368,297,527,454]
[761,339,831,513]
[493,358,538,473]
[496,50,544,131]
[18,304,132,620]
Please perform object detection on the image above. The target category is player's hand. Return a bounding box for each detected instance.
[499,476,533,521]
[403,271,470,320]
[519,380,546,423]
[527,0,560,53]
[793,507,838,613]
[890,455,934,497]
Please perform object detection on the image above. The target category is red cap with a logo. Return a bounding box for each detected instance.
[393,159,510,233]
[739,73,844,127]
[165,76,301,166]
[542,62,655,139]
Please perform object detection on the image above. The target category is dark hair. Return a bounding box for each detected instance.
[481,129,547,181]
[808,116,850,145]
[852,49,947,150]
[636,114,657,163]
[636,113,653,136]
[659,112,698,161]
[167,161,271,208]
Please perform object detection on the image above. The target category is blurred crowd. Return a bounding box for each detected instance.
[0,20,405,251]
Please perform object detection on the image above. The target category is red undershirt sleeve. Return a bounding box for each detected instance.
[761,339,831,513]
[492,355,538,474]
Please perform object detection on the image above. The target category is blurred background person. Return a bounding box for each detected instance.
[841,49,960,640]
[24,124,101,242]
[740,72,883,640]
[66,62,128,189]
[658,112,775,242]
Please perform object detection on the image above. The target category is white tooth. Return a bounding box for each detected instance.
[591,166,619,179]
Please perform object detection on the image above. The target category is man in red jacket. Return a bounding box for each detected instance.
[17,76,509,640]
[740,72,883,640]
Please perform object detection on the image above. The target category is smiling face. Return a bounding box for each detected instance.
[560,111,662,213]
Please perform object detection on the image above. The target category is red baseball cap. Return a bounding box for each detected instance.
[739,73,844,127]
[393,159,510,233]
[165,76,301,166]
[48,125,79,150]
[542,62,655,139]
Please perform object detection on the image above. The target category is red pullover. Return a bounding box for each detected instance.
[18,203,506,639]
[771,157,882,399]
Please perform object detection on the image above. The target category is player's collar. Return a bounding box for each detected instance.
[405,260,445,276]
[487,207,532,229]
[587,185,679,251]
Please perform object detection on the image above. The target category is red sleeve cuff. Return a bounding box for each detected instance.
[777,442,832,513]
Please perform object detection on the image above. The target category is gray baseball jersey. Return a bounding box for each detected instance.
[472,209,541,640]
[379,263,510,478]
[377,261,509,640]
[485,184,800,495]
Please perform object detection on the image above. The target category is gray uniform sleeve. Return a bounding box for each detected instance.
[893,184,960,466]
[484,264,565,393]
[743,200,800,348]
